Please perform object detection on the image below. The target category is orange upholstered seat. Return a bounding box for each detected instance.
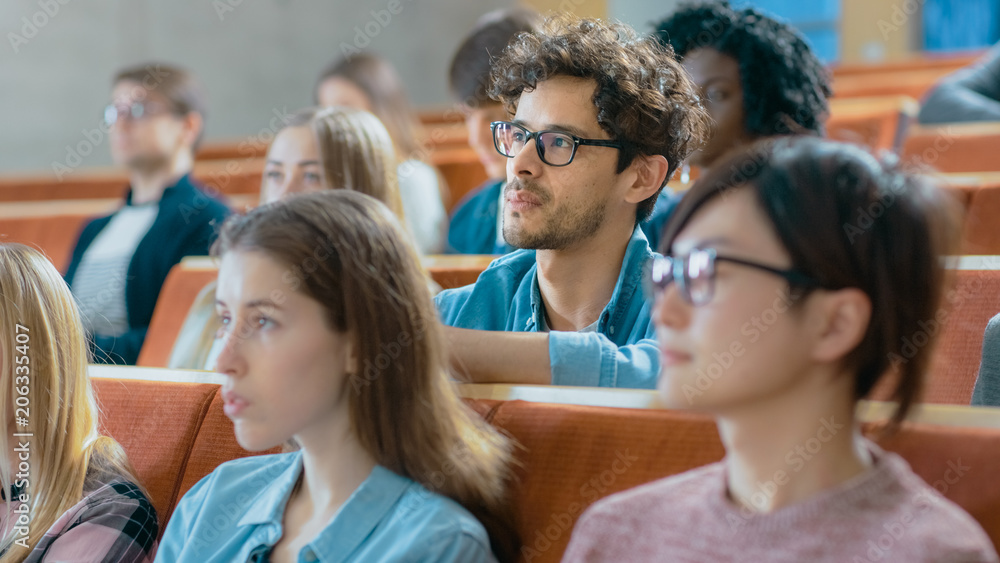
[0,199,116,272]
[138,255,497,367]
[136,260,220,368]
[826,95,919,153]
[492,401,724,561]
[925,269,1000,404]
[962,184,1000,255]
[833,67,957,100]
[92,377,219,534]
[902,122,1000,174]
[0,160,264,203]
[485,398,1000,563]
[91,373,1000,558]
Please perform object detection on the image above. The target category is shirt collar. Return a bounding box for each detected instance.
[237,451,304,528]
[527,225,653,333]
[237,457,414,561]
[123,173,193,206]
[306,466,413,562]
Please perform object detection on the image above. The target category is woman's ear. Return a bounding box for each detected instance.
[809,288,872,364]
[624,154,669,205]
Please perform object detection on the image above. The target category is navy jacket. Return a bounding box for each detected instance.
[65,174,230,365]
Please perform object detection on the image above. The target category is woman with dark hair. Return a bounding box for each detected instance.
[316,54,447,254]
[652,0,831,172]
[641,0,831,250]
[156,191,516,562]
[563,137,998,562]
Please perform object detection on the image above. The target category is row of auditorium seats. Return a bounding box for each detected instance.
[90,366,1000,563]
[134,257,1000,406]
[133,254,497,367]
[3,164,998,277]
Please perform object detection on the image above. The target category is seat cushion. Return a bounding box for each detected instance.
[93,378,218,536]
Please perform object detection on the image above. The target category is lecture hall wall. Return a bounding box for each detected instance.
[0,0,917,174]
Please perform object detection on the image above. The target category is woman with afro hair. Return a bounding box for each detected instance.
[651,0,832,172]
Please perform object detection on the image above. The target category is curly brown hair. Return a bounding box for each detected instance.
[489,15,711,221]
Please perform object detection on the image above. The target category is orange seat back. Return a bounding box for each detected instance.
[827,96,918,152]
[137,263,218,367]
[489,400,1000,563]
[927,269,1000,404]
[902,123,1000,174]
[92,378,219,536]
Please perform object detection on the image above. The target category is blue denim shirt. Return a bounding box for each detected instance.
[156,452,496,563]
[435,226,659,388]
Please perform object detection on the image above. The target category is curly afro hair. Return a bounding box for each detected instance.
[652,0,832,138]
[489,15,711,222]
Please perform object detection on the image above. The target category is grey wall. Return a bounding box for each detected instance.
[608,0,679,32]
[0,0,511,174]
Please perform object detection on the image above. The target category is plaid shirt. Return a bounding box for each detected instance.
[2,480,158,562]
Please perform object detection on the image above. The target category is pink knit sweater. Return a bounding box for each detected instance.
[563,443,998,562]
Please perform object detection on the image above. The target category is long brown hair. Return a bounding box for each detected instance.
[265,106,405,219]
[212,191,518,560]
[0,244,150,560]
[315,53,422,158]
[661,137,962,428]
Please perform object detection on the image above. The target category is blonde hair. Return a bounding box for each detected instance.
[0,244,145,560]
[213,192,519,560]
[264,106,405,219]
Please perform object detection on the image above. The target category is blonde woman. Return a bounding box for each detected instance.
[0,244,157,562]
[169,106,418,370]
[259,106,405,212]
[157,191,517,561]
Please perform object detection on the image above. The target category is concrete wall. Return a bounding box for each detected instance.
[608,0,679,32]
[0,0,511,174]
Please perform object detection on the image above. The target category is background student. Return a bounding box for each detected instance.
[0,244,158,562]
[65,63,230,365]
[316,53,448,254]
[169,106,412,370]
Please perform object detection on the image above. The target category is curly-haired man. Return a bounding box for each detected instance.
[434,15,710,389]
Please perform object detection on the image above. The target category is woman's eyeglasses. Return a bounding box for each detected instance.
[644,248,821,306]
[490,120,622,167]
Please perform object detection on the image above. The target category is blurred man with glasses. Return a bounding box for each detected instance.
[434,15,710,389]
[65,63,229,365]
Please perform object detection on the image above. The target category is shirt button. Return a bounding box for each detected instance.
[610,326,615,335]
[303,549,317,562]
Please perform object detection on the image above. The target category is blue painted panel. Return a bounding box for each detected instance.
[735,0,841,62]
[923,0,1000,51]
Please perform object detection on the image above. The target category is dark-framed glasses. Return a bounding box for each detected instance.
[490,120,622,167]
[644,248,821,306]
[102,101,171,126]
